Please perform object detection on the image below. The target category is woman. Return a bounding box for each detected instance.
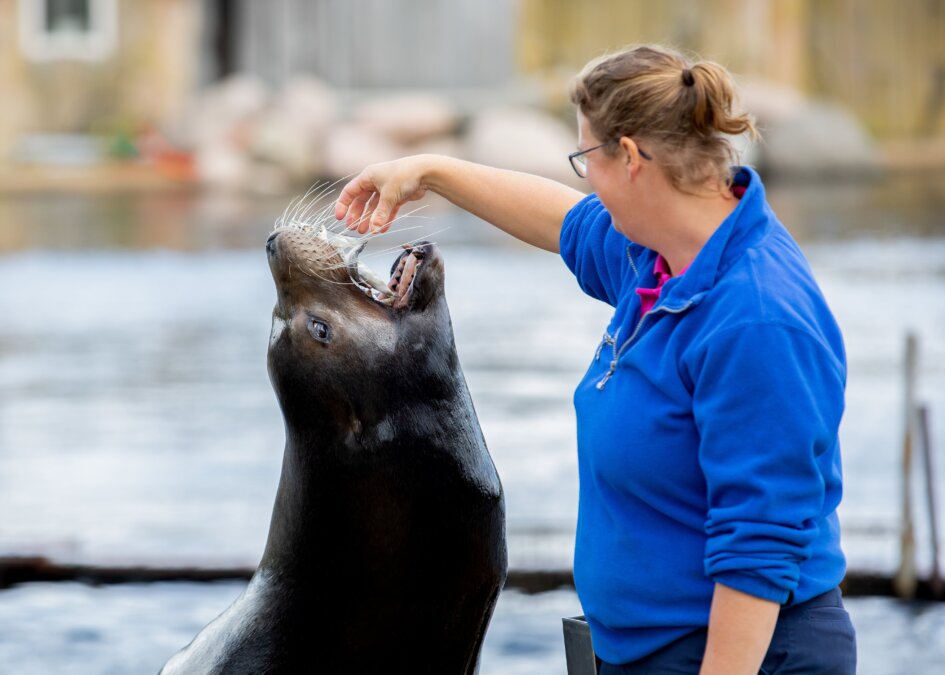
[334,45,856,675]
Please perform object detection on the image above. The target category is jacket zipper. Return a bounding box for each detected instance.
[626,246,639,277]
[595,301,694,390]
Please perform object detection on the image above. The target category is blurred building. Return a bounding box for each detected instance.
[202,0,515,88]
[0,0,199,151]
[0,0,943,168]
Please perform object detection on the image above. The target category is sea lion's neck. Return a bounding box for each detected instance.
[256,427,341,578]
[256,377,483,581]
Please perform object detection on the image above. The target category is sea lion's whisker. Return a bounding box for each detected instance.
[360,226,450,260]
[290,178,346,227]
[276,196,298,231]
[342,206,432,249]
[294,189,332,226]
[288,181,329,225]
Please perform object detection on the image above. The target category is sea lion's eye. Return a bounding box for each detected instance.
[308,319,332,343]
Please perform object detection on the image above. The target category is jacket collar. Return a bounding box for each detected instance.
[655,166,772,310]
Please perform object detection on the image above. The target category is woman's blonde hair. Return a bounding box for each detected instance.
[570,45,757,193]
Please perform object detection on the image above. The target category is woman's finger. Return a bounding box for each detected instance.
[355,193,380,234]
[368,187,403,232]
[345,191,374,230]
[334,172,376,221]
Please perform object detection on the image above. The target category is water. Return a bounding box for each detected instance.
[0,582,942,674]
[1,178,944,670]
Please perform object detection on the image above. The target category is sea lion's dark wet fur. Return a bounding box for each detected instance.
[160,228,507,674]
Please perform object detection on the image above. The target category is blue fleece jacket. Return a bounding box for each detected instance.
[560,167,847,665]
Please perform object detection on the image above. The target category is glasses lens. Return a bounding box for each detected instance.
[572,155,587,178]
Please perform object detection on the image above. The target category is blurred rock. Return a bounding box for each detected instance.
[322,123,407,179]
[248,76,339,178]
[249,108,310,173]
[761,101,880,177]
[183,74,270,149]
[738,78,806,128]
[737,78,878,177]
[282,76,339,133]
[182,74,271,189]
[465,106,580,186]
[729,131,761,168]
[353,93,459,145]
[195,141,253,189]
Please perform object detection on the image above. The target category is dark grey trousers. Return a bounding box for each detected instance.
[599,588,857,675]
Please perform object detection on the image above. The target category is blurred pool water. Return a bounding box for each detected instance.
[0,582,942,675]
[1,235,943,572]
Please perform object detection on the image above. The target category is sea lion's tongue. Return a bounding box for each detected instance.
[389,247,424,309]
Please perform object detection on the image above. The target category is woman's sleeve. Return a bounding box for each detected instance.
[689,321,846,603]
[559,194,630,307]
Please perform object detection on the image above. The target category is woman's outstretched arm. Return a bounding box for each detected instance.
[334,154,585,253]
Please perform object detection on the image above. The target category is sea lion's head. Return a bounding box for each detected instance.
[265,216,456,441]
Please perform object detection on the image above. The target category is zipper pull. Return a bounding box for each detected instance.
[596,358,618,390]
[594,332,614,361]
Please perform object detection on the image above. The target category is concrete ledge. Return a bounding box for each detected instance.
[2,556,942,601]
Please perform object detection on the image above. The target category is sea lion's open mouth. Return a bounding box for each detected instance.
[268,220,435,310]
[346,241,434,310]
[386,245,427,309]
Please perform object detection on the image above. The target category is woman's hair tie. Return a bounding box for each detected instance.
[682,69,695,87]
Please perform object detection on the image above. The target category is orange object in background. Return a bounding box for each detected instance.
[136,127,196,182]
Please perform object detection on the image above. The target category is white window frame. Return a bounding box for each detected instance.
[18,0,118,62]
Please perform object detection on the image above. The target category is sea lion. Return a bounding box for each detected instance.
[160,214,507,675]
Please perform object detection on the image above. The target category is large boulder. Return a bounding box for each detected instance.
[738,77,807,128]
[465,106,582,187]
[321,122,407,179]
[738,78,878,177]
[195,139,253,189]
[352,93,459,145]
[248,76,339,179]
[181,74,270,149]
[760,101,880,177]
[179,74,271,189]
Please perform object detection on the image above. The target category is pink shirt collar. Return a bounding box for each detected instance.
[636,255,690,317]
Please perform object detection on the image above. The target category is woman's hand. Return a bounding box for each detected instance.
[334,155,433,234]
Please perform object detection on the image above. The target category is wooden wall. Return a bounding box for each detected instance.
[517,0,945,139]
[233,0,515,88]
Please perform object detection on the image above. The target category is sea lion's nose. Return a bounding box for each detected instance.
[266,232,279,255]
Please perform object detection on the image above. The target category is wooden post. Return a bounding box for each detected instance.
[918,404,943,598]
[894,333,918,599]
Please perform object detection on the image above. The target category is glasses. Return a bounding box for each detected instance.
[568,140,652,178]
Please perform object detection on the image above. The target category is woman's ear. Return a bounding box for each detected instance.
[619,137,643,179]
